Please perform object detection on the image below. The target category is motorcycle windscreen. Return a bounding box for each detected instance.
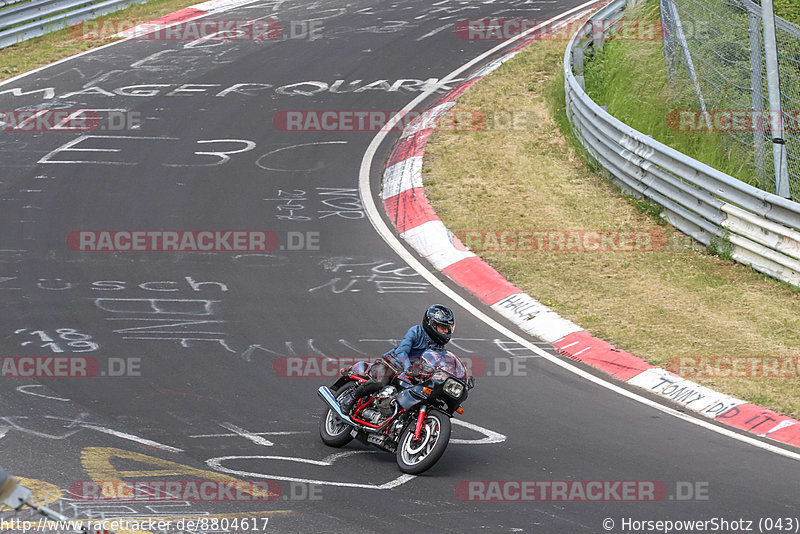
[419,350,470,380]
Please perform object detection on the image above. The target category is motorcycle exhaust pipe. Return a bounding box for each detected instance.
[317,386,355,425]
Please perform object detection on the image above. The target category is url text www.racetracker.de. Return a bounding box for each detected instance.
[0,516,272,533]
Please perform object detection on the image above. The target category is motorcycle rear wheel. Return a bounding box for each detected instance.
[319,383,355,447]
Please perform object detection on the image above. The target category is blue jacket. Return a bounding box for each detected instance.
[388,325,442,370]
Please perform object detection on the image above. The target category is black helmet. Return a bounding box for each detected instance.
[422,304,455,346]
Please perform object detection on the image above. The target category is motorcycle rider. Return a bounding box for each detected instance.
[338,304,455,414]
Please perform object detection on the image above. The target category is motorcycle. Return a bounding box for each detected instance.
[317,349,475,475]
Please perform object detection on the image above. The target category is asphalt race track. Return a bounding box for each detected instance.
[0,1,798,532]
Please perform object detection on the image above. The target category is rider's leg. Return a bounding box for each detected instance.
[339,375,389,414]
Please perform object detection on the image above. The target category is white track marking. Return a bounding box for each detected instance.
[16,384,70,402]
[338,339,368,355]
[189,430,308,438]
[164,138,256,167]
[219,422,275,446]
[450,419,506,445]
[357,0,800,463]
[207,455,415,490]
[307,339,327,356]
[255,141,348,172]
[221,450,372,467]
[1,416,82,439]
[416,24,451,41]
[38,135,177,165]
[205,420,505,489]
[79,424,183,452]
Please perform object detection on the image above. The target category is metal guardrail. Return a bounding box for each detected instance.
[564,0,800,287]
[0,0,28,9]
[660,0,800,200]
[0,0,148,49]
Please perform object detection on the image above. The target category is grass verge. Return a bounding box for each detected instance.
[423,37,800,417]
[775,0,800,27]
[582,0,760,188]
[0,0,204,82]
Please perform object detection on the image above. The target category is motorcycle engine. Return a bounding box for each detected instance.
[359,408,384,425]
[358,386,398,425]
[375,385,397,417]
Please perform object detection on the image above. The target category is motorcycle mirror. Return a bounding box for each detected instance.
[467,377,475,389]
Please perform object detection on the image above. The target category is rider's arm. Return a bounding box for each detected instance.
[393,326,420,370]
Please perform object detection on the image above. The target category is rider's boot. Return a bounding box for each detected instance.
[338,387,360,415]
[339,380,381,414]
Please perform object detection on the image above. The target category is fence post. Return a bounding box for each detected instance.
[660,0,678,77]
[761,0,790,198]
[588,19,605,50]
[665,0,707,114]
[573,44,585,75]
[748,10,767,188]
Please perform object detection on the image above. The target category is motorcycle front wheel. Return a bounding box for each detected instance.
[396,410,451,474]
[319,383,355,447]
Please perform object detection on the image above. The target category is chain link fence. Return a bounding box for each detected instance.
[660,0,800,201]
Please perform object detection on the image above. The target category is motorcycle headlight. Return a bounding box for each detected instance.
[443,378,465,399]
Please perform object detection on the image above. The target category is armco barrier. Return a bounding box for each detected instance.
[564,0,800,287]
[0,0,148,49]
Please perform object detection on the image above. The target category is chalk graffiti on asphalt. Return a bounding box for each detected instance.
[309,258,429,294]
